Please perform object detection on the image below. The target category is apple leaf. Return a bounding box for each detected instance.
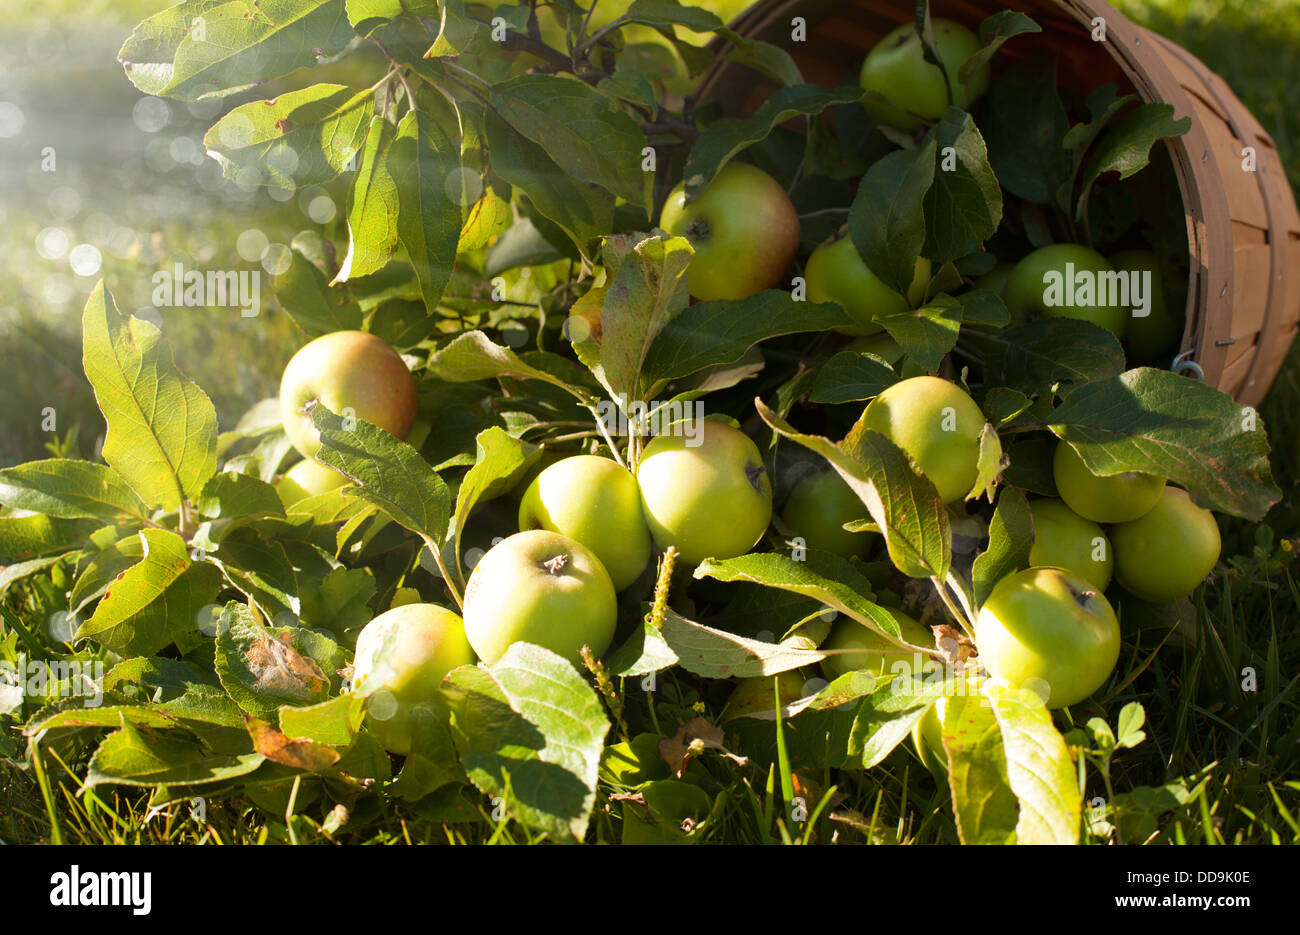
[491,74,648,211]
[82,283,218,511]
[387,109,463,317]
[277,694,366,747]
[25,697,179,734]
[847,139,936,297]
[955,289,1010,329]
[0,515,97,564]
[966,423,1007,503]
[428,330,596,402]
[0,459,150,524]
[960,10,1041,85]
[444,643,610,842]
[607,618,680,678]
[449,427,541,584]
[807,351,899,404]
[204,84,369,188]
[621,0,725,32]
[335,116,399,282]
[876,294,963,373]
[484,109,614,255]
[971,318,1125,398]
[117,0,355,102]
[571,232,693,404]
[758,400,951,581]
[694,552,915,649]
[214,604,345,722]
[195,471,285,523]
[1048,368,1280,520]
[718,30,803,87]
[651,607,827,679]
[683,84,870,197]
[273,246,365,335]
[980,58,1072,205]
[944,685,1081,844]
[642,291,854,386]
[74,529,223,657]
[972,485,1033,606]
[922,109,1002,265]
[85,721,264,790]
[347,0,439,35]
[1075,103,1192,223]
[847,675,954,769]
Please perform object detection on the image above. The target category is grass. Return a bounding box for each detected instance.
[1,0,1299,845]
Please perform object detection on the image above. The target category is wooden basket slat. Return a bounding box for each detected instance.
[697,0,1300,405]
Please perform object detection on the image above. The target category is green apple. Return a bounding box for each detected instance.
[860,376,988,503]
[279,330,418,459]
[350,603,476,755]
[805,234,931,336]
[1111,487,1221,603]
[275,457,347,507]
[912,695,951,775]
[1005,244,1128,337]
[781,469,874,559]
[1028,498,1113,590]
[819,610,932,683]
[859,19,990,132]
[518,455,652,590]
[636,420,773,565]
[721,670,810,722]
[975,566,1121,708]
[969,262,1014,297]
[1053,441,1165,524]
[462,529,617,666]
[659,162,800,302]
[1110,249,1182,362]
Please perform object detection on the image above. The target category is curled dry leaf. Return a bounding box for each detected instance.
[245,716,341,772]
[658,715,749,778]
[931,624,977,667]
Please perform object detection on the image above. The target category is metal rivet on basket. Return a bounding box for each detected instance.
[1219,284,1227,297]
[1215,338,1236,346]
[1172,349,1205,381]
[1202,150,1209,163]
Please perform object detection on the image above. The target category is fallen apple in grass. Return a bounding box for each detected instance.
[1111,486,1221,603]
[351,603,476,755]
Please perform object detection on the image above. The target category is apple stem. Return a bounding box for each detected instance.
[543,554,569,575]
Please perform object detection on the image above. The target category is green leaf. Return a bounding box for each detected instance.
[445,643,610,842]
[622,0,724,32]
[571,233,693,401]
[847,676,951,769]
[484,109,614,254]
[973,318,1125,398]
[204,84,369,187]
[450,428,540,579]
[103,656,221,695]
[27,699,178,734]
[651,607,826,678]
[960,10,1041,84]
[1116,701,1147,749]
[758,400,951,580]
[967,423,1006,503]
[607,618,680,678]
[490,74,647,209]
[876,294,963,373]
[847,139,936,296]
[86,720,264,788]
[0,460,149,523]
[214,604,340,721]
[118,0,356,102]
[621,778,712,844]
[298,566,377,642]
[278,693,365,746]
[1048,368,1280,521]
[483,217,563,277]
[718,29,802,87]
[311,406,453,545]
[82,283,218,511]
[388,702,466,801]
[945,685,1081,844]
[981,58,1071,204]
[388,109,463,316]
[642,291,853,385]
[75,529,223,657]
[972,485,1032,606]
[346,0,438,34]
[683,84,867,197]
[336,116,400,282]
[1075,104,1192,222]
[0,555,68,597]
[428,330,594,401]
[694,552,912,647]
[0,515,96,564]
[272,243,364,335]
[808,352,899,404]
[195,470,285,522]
[922,109,1002,265]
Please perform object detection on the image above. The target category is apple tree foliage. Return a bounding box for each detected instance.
[0,0,1282,843]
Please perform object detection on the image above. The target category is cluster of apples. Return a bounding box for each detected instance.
[660,19,1183,363]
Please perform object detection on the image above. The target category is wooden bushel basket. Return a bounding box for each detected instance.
[696,0,1300,406]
